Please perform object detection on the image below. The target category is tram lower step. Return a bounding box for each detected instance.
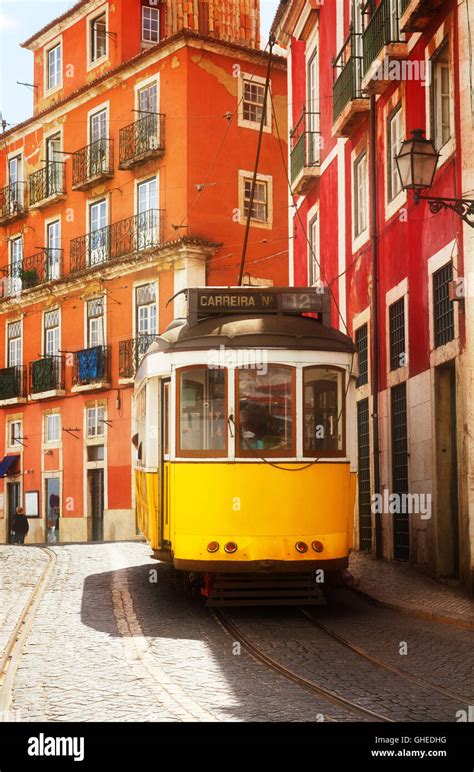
[205,573,326,606]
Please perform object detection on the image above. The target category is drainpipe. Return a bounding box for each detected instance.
[370,92,382,558]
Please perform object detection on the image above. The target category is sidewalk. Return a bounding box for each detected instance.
[349,550,474,630]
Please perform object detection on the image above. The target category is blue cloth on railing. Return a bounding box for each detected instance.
[77,346,104,381]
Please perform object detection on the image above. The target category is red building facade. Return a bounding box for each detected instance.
[0,0,288,544]
[273,0,474,588]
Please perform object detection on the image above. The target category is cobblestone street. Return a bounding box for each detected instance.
[1,542,473,723]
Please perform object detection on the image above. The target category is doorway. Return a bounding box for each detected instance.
[434,362,459,577]
[160,378,171,546]
[88,469,104,542]
[46,477,60,544]
[7,481,20,544]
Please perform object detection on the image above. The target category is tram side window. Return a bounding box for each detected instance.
[178,367,226,455]
[237,366,294,456]
[303,367,344,455]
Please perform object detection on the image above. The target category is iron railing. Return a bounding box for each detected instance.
[290,109,320,183]
[72,345,111,386]
[362,0,403,76]
[0,248,63,299]
[70,209,164,274]
[119,334,158,379]
[72,138,114,188]
[29,356,65,394]
[0,182,27,221]
[333,30,365,122]
[29,162,65,206]
[0,365,26,400]
[119,113,165,168]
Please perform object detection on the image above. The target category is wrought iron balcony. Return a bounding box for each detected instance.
[70,209,164,274]
[0,248,63,299]
[29,356,65,395]
[72,138,114,191]
[119,113,165,170]
[0,365,27,401]
[29,162,66,208]
[399,0,444,32]
[290,109,321,194]
[333,30,369,136]
[72,345,111,387]
[0,182,27,224]
[362,0,407,85]
[119,334,158,379]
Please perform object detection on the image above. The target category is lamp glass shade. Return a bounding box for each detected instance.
[395,130,439,191]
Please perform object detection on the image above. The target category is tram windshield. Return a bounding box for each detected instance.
[178,367,226,454]
[303,367,344,454]
[237,366,294,456]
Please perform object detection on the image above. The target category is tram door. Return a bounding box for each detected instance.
[160,379,171,547]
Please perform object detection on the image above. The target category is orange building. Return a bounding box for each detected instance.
[0,0,288,544]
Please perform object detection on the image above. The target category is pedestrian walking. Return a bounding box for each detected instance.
[13,506,29,545]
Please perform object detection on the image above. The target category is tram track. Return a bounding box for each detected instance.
[0,546,56,718]
[299,607,473,708]
[211,607,392,722]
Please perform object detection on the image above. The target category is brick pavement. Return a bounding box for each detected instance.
[0,546,48,660]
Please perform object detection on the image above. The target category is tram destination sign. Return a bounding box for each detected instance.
[187,287,329,325]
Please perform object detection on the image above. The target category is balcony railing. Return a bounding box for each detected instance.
[290,109,320,185]
[119,113,165,169]
[29,356,65,395]
[362,0,404,77]
[70,209,164,274]
[0,182,27,223]
[119,334,158,379]
[0,365,27,401]
[29,162,66,207]
[333,30,365,123]
[0,248,63,299]
[72,138,114,190]
[72,345,111,387]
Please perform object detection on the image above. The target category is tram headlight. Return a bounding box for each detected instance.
[312,541,324,553]
[207,541,220,553]
[224,542,238,554]
[295,541,308,553]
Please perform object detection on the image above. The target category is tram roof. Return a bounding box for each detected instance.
[146,314,355,354]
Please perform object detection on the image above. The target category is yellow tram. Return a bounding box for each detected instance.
[133,287,357,604]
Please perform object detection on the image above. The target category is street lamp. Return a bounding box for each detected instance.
[396,129,474,227]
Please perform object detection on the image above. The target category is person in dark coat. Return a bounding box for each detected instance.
[13,506,29,545]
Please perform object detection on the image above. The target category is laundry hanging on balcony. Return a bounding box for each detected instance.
[77,346,105,382]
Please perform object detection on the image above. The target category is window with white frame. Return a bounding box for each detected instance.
[308,213,320,286]
[243,177,268,222]
[44,309,60,357]
[8,419,22,448]
[431,39,451,150]
[142,6,160,43]
[86,405,105,438]
[136,283,157,337]
[354,150,368,238]
[47,43,61,90]
[87,298,104,348]
[90,13,107,62]
[7,320,22,368]
[45,413,60,444]
[242,79,267,126]
[10,236,23,282]
[388,104,403,202]
[138,81,158,114]
[8,156,23,209]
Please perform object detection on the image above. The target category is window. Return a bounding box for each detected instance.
[431,39,451,150]
[90,109,107,143]
[138,82,158,114]
[237,366,294,457]
[7,320,22,368]
[90,13,107,62]
[388,105,403,201]
[44,309,60,357]
[47,43,61,90]
[87,298,104,349]
[45,413,60,444]
[87,445,104,461]
[87,405,105,438]
[389,297,405,371]
[8,419,22,447]
[136,283,157,337]
[308,213,320,286]
[433,262,454,348]
[89,199,107,265]
[242,79,267,125]
[137,178,158,248]
[47,220,61,281]
[178,367,226,455]
[306,50,319,164]
[142,6,160,43]
[10,237,23,292]
[355,324,368,387]
[46,134,62,196]
[8,156,23,210]
[354,151,368,238]
[243,178,268,222]
[303,367,344,456]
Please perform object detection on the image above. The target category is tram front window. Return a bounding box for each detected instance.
[178,367,226,455]
[237,366,294,456]
[303,367,344,455]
